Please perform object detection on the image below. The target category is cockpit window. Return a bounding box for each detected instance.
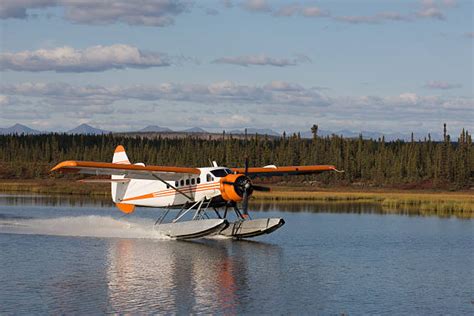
[211,169,232,177]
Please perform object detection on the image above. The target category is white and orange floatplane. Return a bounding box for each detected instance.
[51,145,342,239]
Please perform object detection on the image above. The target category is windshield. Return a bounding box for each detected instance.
[211,169,232,177]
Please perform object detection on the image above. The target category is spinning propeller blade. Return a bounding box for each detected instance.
[252,185,271,192]
[223,157,270,217]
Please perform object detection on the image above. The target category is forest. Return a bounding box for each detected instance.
[0,124,472,190]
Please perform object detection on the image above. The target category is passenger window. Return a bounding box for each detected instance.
[191,178,195,185]
[166,184,170,189]
[180,180,184,186]
[197,178,201,184]
[186,179,190,185]
[206,174,212,182]
[175,181,178,187]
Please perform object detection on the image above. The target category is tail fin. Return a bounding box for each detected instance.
[111,145,135,214]
[112,145,131,164]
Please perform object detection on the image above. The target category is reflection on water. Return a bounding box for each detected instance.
[0,193,112,208]
[0,193,473,314]
[250,200,471,218]
[105,238,283,314]
[251,200,382,214]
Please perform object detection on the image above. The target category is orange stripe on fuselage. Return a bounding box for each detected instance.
[121,183,220,202]
[153,185,220,198]
[153,183,219,197]
[122,193,155,202]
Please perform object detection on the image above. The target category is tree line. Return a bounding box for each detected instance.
[0,124,472,189]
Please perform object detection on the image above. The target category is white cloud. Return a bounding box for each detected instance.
[416,7,444,19]
[273,4,328,18]
[212,54,311,67]
[0,0,190,27]
[0,81,331,108]
[415,0,458,20]
[335,12,412,24]
[272,0,460,25]
[424,81,462,90]
[0,95,11,106]
[241,0,271,12]
[2,82,472,134]
[0,45,171,72]
[300,6,328,17]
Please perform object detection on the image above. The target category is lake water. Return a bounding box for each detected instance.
[0,194,473,314]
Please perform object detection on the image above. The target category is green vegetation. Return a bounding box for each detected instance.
[252,189,474,218]
[0,124,472,190]
[0,179,109,196]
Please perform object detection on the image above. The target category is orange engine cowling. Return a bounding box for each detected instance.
[219,174,250,202]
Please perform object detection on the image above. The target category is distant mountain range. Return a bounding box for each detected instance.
[139,125,173,133]
[67,124,111,135]
[0,123,41,135]
[0,123,445,141]
[182,127,208,133]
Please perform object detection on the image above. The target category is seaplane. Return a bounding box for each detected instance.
[51,145,341,239]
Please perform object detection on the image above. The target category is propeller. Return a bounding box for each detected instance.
[223,157,270,218]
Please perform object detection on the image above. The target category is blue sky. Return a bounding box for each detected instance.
[0,0,472,135]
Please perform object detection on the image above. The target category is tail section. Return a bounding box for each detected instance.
[112,145,131,164]
[111,145,135,214]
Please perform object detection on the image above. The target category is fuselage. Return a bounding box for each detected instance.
[113,167,235,208]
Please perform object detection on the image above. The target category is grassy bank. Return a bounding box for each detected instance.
[0,179,109,196]
[0,180,472,218]
[253,187,474,218]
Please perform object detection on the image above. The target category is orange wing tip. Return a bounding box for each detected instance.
[50,160,79,172]
[114,145,125,153]
[116,203,135,214]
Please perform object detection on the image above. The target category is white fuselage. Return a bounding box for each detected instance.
[113,167,233,208]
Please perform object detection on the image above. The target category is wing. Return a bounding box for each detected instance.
[51,160,200,181]
[230,165,340,178]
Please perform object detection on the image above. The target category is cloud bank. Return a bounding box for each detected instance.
[424,81,462,90]
[0,45,172,72]
[0,81,330,107]
[2,80,472,133]
[246,0,458,24]
[0,0,190,27]
[212,54,311,67]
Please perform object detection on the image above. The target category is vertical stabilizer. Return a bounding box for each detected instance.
[111,145,135,213]
[112,145,130,164]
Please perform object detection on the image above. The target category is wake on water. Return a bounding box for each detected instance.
[0,215,171,240]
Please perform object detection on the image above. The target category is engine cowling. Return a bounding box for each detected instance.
[219,174,252,202]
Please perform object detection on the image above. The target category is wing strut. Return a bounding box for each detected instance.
[150,174,194,201]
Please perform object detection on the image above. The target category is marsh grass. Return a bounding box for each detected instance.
[0,180,109,196]
[253,190,474,218]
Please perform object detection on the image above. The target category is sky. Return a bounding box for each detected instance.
[0,0,472,135]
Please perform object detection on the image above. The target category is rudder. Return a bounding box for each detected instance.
[111,145,135,214]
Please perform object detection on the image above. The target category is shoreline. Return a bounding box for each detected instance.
[0,179,472,218]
